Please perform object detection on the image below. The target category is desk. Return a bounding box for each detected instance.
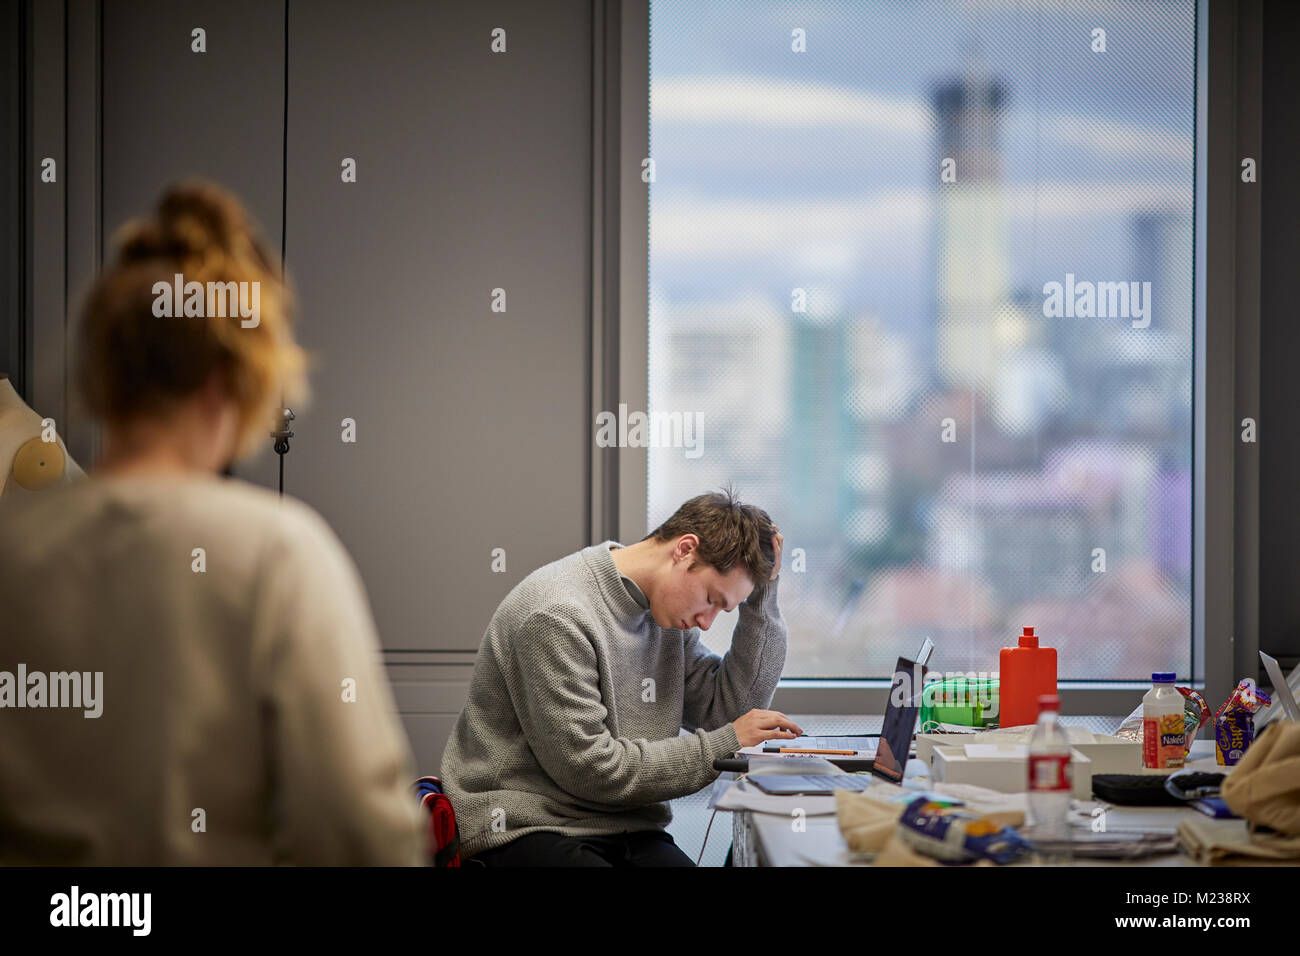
[727,737,1224,867]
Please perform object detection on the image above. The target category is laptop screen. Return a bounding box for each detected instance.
[872,656,928,782]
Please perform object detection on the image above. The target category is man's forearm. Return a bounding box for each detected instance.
[732,578,788,709]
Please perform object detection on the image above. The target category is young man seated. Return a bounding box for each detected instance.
[440,489,803,866]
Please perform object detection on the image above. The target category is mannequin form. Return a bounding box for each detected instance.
[0,372,85,498]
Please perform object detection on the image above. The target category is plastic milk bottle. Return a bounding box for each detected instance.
[1143,672,1186,769]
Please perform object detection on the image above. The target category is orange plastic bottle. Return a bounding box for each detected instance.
[999,626,1058,728]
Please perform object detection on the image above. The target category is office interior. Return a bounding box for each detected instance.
[2,0,1298,871]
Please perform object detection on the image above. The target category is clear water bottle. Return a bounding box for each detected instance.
[1027,694,1072,863]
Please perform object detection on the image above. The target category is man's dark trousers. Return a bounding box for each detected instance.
[468,830,695,867]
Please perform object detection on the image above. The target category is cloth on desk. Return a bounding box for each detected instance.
[836,781,1035,867]
[1176,815,1300,865]
[834,789,901,854]
[834,789,936,866]
[1220,721,1300,836]
[875,834,941,867]
[834,787,1023,867]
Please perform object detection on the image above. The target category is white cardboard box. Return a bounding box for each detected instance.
[930,742,1093,798]
[919,729,1142,776]
[1070,733,1144,775]
[917,731,976,765]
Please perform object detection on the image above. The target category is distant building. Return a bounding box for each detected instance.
[931,66,1015,396]
[646,292,790,527]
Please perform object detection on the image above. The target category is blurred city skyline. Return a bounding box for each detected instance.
[647,0,1196,680]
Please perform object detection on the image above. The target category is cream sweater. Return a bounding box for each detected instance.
[0,472,423,865]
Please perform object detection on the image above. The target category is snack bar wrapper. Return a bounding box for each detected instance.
[1214,679,1271,766]
[896,797,1029,865]
[1115,685,1210,755]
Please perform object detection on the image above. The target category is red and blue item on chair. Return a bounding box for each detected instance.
[413,776,461,867]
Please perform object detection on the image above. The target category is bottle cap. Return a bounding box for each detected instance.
[1019,626,1038,648]
[1037,695,1060,713]
[1152,672,1176,683]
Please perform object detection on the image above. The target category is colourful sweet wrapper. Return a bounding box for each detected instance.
[896,797,1029,865]
[1214,679,1271,766]
[1176,686,1210,754]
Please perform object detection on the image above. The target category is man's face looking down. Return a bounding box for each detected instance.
[648,534,755,632]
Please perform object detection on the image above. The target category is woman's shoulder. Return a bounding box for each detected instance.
[4,472,344,567]
[0,474,356,618]
[182,475,346,559]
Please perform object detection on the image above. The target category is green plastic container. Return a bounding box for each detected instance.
[920,676,1000,732]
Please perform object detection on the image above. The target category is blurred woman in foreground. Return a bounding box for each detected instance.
[0,182,422,864]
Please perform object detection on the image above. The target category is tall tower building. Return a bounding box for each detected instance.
[931,60,1011,395]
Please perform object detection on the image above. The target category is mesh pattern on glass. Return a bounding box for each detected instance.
[648,0,1195,679]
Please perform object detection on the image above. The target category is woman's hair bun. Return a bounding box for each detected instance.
[115,180,274,275]
[79,180,307,463]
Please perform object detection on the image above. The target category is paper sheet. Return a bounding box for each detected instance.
[709,776,841,816]
[712,788,840,816]
[737,745,871,758]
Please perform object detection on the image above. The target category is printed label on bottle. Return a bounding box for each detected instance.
[1028,753,1071,792]
[1143,714,1186,769]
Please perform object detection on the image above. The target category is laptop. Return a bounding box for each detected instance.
[1260,651,1300,722]
[748,652,930,795]
[758,637,934,755]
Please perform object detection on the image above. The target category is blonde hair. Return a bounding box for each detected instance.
[77,181,309,461]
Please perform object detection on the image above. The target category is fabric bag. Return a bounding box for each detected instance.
[1221,720,1300,836]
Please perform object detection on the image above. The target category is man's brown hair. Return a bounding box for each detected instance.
[646,487,775,585]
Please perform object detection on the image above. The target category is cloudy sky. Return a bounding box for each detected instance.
[649,0,1197,333]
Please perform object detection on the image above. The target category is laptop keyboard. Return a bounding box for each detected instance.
[788,774,875,791]
[786,736,876,752]
[800,780,873,790]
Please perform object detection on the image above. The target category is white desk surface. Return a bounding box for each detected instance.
[730,738,1227,867]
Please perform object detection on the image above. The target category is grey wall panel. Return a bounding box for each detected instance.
[283,0,592,652]
[101,0,284,298]
[388,674,471,716]
[399,713,466,775]
[65,0,101,467]
[27,0,65,437]
[1,1,22,394]
[384,661,471,767]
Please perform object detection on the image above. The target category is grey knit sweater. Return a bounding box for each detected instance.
[439,541,787,859]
